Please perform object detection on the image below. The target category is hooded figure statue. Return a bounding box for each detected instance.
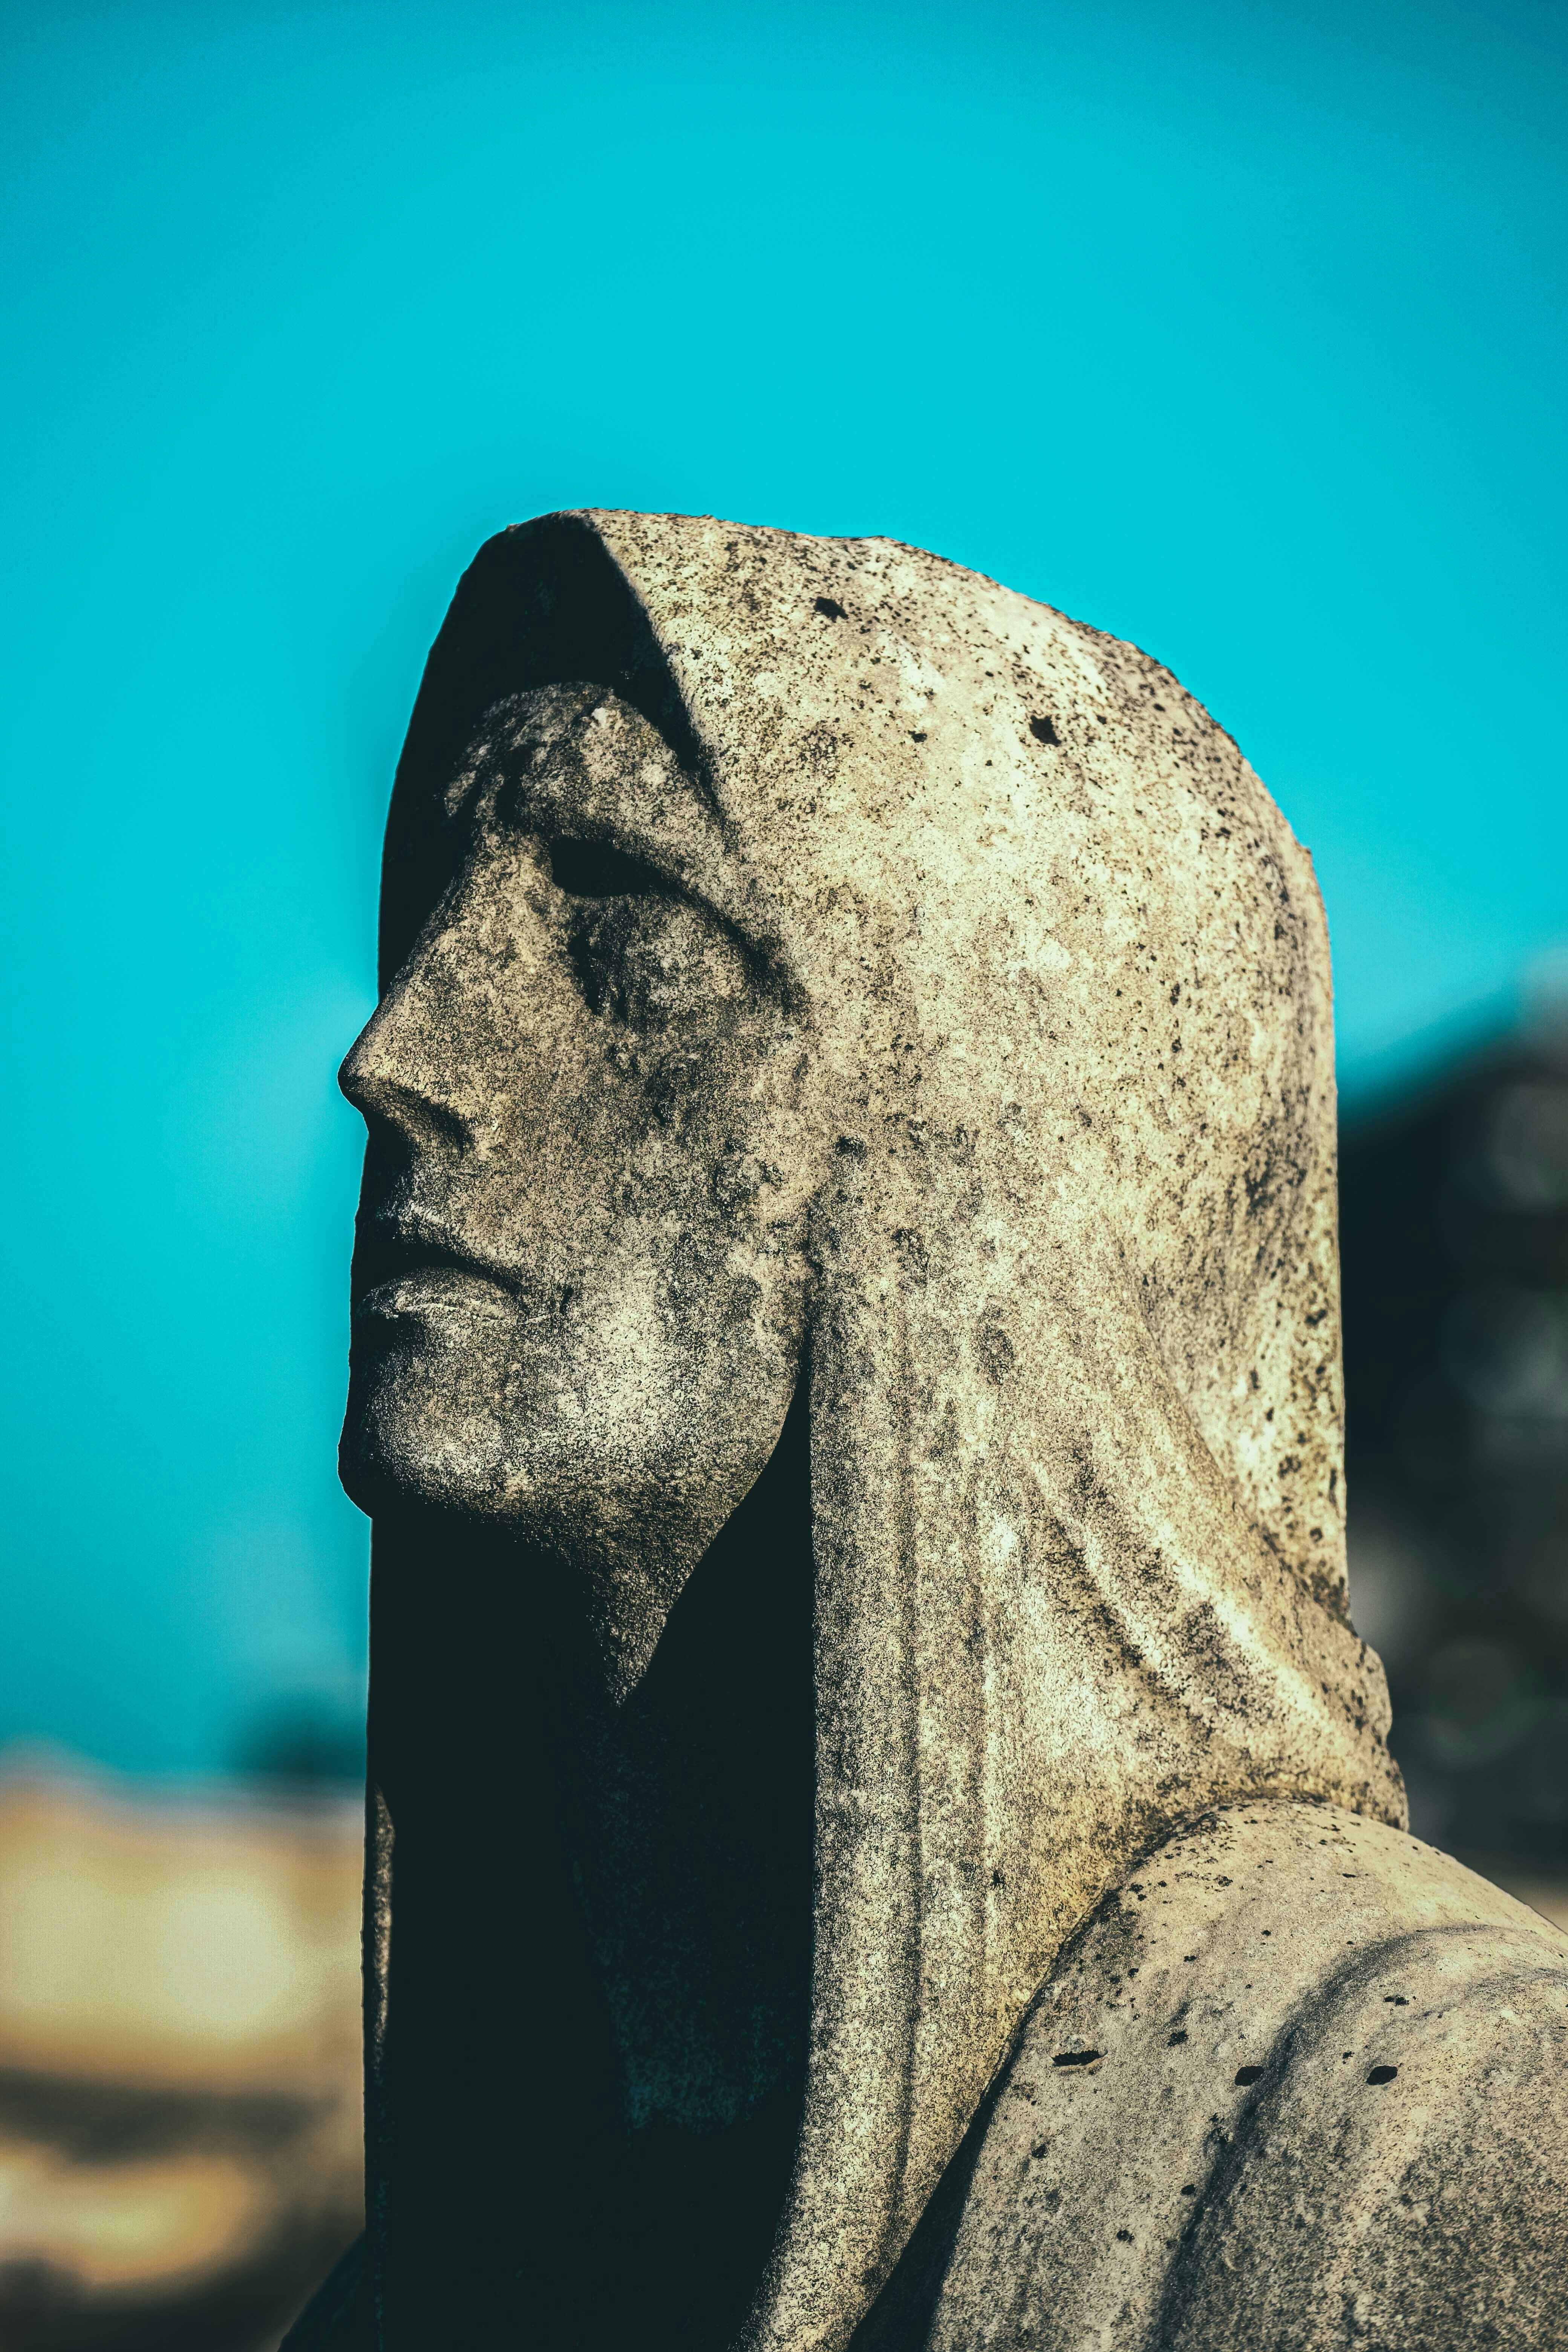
[288,514,1568,2352]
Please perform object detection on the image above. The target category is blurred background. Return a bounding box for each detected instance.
[1,0,1564,2341]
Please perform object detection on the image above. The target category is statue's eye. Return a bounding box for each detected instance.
[558,879,749,1034]
[547,837,669,898]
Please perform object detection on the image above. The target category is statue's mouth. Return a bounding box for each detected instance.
[351,1217,518,1311]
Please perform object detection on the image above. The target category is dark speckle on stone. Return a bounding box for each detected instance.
[1168,2030,1188,2046]
[1366,2064,1398,2085]
[1029,714,1061,745]
[1234,2066,1264,2086]
[813,596,847,620]
[911,730,927,743]
[1053,2049,1102,2070]
[1116,2227,1133,2242]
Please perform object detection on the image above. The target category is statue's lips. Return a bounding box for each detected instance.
[352,1228,518,1314]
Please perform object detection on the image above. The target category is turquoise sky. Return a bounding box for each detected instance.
[4,0,1564,1772]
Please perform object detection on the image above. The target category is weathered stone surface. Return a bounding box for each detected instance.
[285,512,1563,2351]
[908,1801,1568,2350]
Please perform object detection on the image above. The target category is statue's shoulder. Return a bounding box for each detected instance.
[924,1799,1568,2351]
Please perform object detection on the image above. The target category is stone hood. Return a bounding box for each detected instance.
[380,510,1404,2352]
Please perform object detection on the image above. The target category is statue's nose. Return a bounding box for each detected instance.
[337,986,477,1159]
[336,1011,386,1116]
[337,1014,400,1122]
[335,880,501,1157]
[337,848,569,1160]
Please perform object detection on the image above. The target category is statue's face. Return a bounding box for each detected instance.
[338,687,818,1695]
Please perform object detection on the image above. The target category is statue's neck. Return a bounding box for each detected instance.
[363,1396,814,2349]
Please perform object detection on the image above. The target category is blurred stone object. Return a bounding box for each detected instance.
[287,513,1568,2349]
[0,1765,362,2350]
[1341,994,1568,1870]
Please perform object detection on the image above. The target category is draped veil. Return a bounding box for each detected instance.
[377,511,1403,2352]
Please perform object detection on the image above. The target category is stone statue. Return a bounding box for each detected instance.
[287,513,1568,2351]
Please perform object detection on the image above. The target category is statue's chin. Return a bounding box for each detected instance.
[338,1331,508,1522]
[338,1302,631,1525]
[338,1395,721,1701]
[340,1326,802,1701]
[340,1251,807,1701]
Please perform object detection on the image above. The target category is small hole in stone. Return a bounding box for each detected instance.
[1116,2228,1133,2242]
[1168,2030,1188,2046]
[1366,2065,1398,2086]
[1052,2049,1102,2069]
[1234,2065,1264,2086]
[1383,1995,1409,2006]
[1029,714,1061,744]
[813,596,847,620]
